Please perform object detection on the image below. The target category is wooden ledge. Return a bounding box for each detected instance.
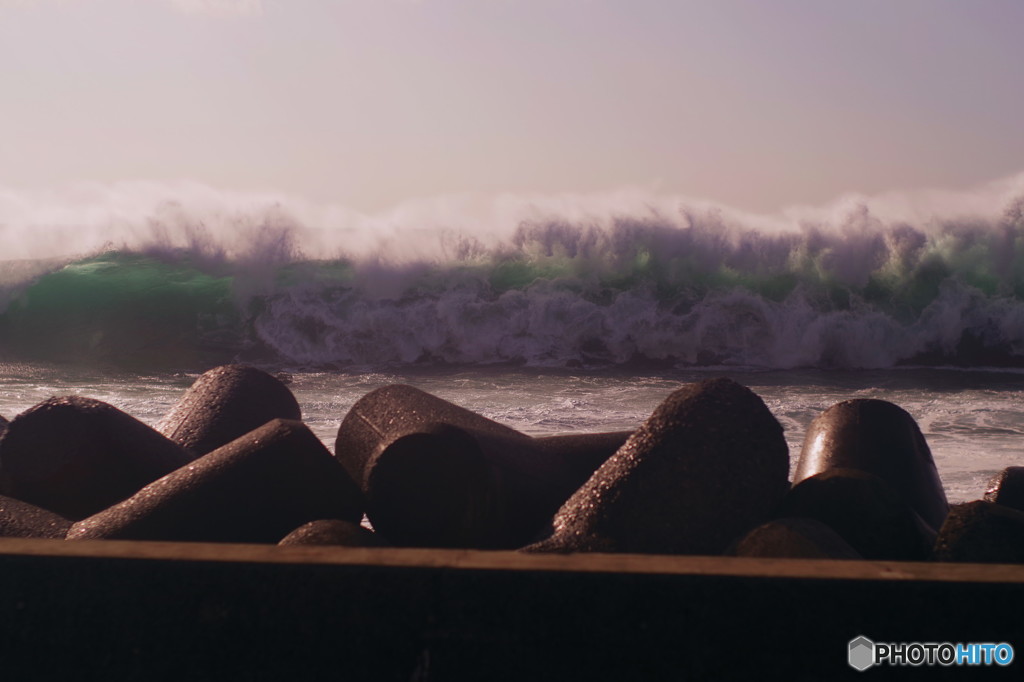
[2,536,1021,584]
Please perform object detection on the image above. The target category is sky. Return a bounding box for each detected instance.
[2,0,1023,216]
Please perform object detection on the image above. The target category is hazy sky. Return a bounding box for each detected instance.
[2,0,1023,215]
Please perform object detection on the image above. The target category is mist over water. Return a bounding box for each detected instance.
[2,176,1024,370]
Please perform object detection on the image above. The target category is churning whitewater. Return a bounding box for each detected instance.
[1,179,1023,369]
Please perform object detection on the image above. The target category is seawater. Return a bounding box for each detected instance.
[0,362,1020,504]
[2,182,1024,370]
[2,182,1024,507]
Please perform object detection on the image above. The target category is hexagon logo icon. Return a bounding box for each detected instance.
[849,636,875,671]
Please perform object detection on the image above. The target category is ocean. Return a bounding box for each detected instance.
[1,182,1023,505]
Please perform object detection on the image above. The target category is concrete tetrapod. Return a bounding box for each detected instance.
[932,501,1024,563]
[335,384,591,549]
[526,377,789,555]
[67,419,364,544]
[158,364,301,457]
[730,517,862,560]
[0,494,71,538]
[0,396,192,520]
[984,466,1024,513]
[279,520,385,547]
[531,431,631,493]
[776,468,935,561]
[794,399,948,532]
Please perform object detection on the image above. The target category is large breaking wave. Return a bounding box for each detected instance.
[2,180,1024,369]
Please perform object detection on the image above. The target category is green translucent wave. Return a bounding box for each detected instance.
[1,212,1023,369]
[0,252,239,367]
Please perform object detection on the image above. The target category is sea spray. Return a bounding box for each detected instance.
[1,180,1023,368]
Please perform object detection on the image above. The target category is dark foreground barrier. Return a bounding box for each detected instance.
[0,539,1021,681]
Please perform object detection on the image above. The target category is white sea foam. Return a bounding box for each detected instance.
[2,173,1021,263]
[2,176,1023,369]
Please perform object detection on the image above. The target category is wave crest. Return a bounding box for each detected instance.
[2,182,1024,369]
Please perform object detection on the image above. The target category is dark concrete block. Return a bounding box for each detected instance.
[0,494,71,538]
[67,419,364,544]
[157,364,301,457]
[794,399,948,531]
[335,383,531,486]
[532,430,631,492]
[335,385,584,549]
[279,520,385,547]
[776,468,935,561]
[730,517,862,559]
[0,396,193,520]
[526,377,790,555]
[932,500,1024,563]
[984,466,1024,512]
